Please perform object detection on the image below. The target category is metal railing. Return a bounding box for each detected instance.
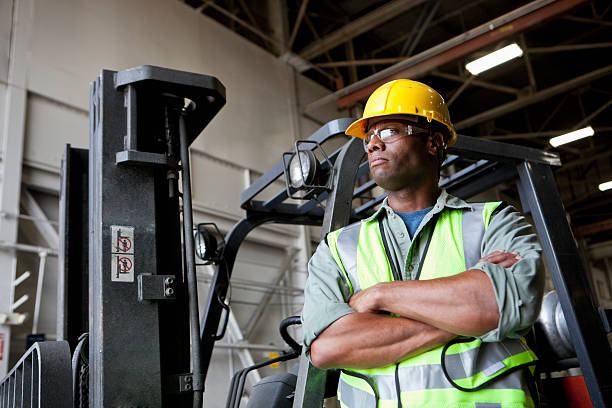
[0,341,72,408]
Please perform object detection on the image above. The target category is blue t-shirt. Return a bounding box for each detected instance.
[396,206,433,238]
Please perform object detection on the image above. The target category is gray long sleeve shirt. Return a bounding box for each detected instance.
[302,190,544,355]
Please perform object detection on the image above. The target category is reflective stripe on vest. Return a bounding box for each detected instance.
[327,202,538,408]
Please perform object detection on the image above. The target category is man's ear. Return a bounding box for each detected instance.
[427,132,445,156]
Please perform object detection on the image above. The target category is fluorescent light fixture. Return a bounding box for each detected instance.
[599,181,612,191]
[549,126,594,147]
[465,43,524,75]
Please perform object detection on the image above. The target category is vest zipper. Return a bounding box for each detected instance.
[395,363,403,408]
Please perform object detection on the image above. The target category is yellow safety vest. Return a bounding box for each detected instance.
[326,202,538,408]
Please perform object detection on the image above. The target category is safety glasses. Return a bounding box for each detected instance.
[364,124,429,152]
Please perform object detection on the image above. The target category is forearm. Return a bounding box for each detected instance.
[310,312,455,370]
[372,269,500,336]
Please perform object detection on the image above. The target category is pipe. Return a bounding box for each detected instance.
[0,241,58,256]
[32,251,47,334]
[178,110,204,408]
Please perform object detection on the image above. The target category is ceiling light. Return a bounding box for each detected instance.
[599,181,612,192]
[549,126,594,147]
[465,43,523,75]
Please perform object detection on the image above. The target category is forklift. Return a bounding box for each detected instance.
[1,65,611,407]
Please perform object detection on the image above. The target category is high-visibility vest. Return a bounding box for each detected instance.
[326,202,538,408]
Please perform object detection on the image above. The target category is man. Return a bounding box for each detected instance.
[301,79,543,407]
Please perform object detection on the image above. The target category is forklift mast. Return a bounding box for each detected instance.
[64,66,225,407]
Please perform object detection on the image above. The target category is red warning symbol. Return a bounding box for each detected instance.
[0,333,5,361]
[118,257,133,272]
[116,237,132,252]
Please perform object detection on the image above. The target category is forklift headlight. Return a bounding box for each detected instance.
[282,140,333,200]
[194,225,218,261]
[288,150,318,188]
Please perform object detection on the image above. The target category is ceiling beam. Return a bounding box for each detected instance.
[528,42,612,53]
[558,148,612,171]
[287,0,309,50]
[298,0,427,60]
[316,57,403,67]
[454,64,612,130]
[562,15,612,26]
[430,70,521,96]
[302,0,587,114]
[573,218,612,238]
[370,0,488,57]
[196,0,281,47]
[447,75,475,106]
[486,126,612,140]
[520,34,537,91]
[400,0,441,57]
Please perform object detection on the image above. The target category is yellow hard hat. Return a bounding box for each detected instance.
[345,79,457,146]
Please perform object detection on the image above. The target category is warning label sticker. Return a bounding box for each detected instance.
[111,225,134,282]
[0,333,5,360]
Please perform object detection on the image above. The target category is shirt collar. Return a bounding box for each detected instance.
[363,189,472,222]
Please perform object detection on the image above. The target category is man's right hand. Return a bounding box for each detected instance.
[478,250,521,268]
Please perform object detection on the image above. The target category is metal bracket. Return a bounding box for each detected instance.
[137,274,177,302]
[165,373,204,394]
[116,150,172,167]
[0,312,27,325]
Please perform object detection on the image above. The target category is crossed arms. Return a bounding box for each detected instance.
[310,251,520,370]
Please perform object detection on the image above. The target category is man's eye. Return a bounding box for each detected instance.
[380,128,399,138]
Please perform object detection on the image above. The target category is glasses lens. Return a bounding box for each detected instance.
[364,124,429,151]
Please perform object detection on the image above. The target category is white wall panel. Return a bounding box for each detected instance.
[24,94,88,169]
[0,0,11,83]
[0,82,6,150]
[297,73,350,138]
[23,0,339,174]
[191,150,246,218]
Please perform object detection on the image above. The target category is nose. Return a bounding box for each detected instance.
[366,134,384,153]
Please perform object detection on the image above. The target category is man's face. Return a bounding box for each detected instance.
[365,119,436,191]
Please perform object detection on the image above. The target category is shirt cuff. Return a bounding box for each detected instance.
[471,261,520,342]
[302,302,355,358]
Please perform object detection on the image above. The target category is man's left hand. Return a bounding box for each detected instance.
[349,286,382,313]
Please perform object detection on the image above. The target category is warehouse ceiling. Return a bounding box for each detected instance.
[184,0,612,244]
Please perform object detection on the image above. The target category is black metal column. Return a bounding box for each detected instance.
[517,161,612,408]
[89,70,167,407]
[58,145,89,350]
[88,66,225,407]
[293,137,365,408]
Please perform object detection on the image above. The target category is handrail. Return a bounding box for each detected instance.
[0,341,72,408]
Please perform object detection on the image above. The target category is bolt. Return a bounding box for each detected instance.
[185,377,192,383]
[165,287,175,296]
[185,383,192,391]
[165,277,175,285]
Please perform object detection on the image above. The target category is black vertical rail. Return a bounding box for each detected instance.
[293,137,366,408]
[178,111,204,408]
[517,161,612,407]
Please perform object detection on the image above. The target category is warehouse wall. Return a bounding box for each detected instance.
[0,0,345,402]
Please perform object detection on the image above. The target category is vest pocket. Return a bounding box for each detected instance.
[441,337,537,392]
